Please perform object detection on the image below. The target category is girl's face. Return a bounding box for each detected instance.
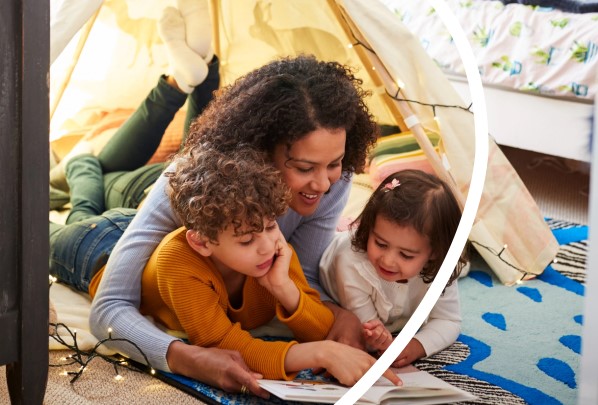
[366,215,434,283]
[272,128,346,217]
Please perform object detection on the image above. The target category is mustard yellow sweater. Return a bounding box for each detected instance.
[132,227,334,380]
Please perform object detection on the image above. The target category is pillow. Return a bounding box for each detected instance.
[368,131,439,189]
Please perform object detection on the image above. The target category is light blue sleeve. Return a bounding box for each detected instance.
[89,166,182,372]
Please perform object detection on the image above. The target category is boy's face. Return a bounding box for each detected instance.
[203,219,281,277]
[366,215,433,283]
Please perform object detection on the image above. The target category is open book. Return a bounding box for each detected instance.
[258,365,477,404]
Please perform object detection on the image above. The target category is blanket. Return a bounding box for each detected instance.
[142,219,587,405]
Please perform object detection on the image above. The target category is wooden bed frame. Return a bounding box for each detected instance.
[0,1,49,403]
[448,73,593,163]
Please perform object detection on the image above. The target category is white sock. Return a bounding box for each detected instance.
[177,0,214,62]
[159,6,208,94]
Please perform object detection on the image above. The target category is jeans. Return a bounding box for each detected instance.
[49,208,136,293]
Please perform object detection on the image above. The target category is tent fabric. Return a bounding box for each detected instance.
[49,0,558,285]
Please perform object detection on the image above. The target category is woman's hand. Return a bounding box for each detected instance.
[323,302,365,350]
[318,341,402,387]
[362,319,393,352]
[166,341,269,399]
[390,338,426,368]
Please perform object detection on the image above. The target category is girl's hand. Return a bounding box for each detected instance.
[362,319,393,352]
[391,338,426,368]
[319,341,402,387]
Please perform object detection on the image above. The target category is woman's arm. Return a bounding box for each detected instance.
[90,172,180,370]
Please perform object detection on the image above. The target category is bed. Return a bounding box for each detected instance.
[380,0,597,163]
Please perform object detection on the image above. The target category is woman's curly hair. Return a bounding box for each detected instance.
[166,147,291,243]
[351,170,468,286]
[182,54,379,178]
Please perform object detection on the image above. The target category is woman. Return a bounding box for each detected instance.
[89,55,379,395]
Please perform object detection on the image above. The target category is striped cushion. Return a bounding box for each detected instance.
[369,131,440,188]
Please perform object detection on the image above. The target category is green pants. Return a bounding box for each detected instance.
[95,57,220,209]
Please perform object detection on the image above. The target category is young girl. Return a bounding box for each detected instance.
[50,147,400,391]
[319,169,467,367]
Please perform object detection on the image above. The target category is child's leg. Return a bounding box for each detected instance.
[49,208,137,293]
[183,56,220,143]
[97,76,187,173]
[103,162,166,210]
[65,154,105,224]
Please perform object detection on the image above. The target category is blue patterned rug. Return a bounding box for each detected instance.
[154,219,587,405]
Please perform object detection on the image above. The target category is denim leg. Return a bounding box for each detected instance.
[65,154,105,225]
[97,75,187,172]
[49,208,136,293]
[183,56,221,145]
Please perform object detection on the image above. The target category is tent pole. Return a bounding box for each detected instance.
[50,6,101,122]
[209,0,221,62]
[326,0,408,133]
[328,0,464,209]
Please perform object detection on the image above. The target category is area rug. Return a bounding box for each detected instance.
[153,218,587,405]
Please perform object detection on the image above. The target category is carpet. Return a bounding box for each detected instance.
[153,218,587,405]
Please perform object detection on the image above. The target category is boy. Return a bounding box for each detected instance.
[50,146,399,385]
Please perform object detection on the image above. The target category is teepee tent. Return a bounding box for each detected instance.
[49,0,559,285]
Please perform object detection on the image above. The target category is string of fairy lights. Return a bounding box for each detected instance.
[49,322,156,383]
[49,276,155,383]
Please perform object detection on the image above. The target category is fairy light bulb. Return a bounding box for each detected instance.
[115,374,123,381]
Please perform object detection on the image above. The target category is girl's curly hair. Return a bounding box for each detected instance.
[351,170,468,286]
[182,55,378,178]
[166,147,291,243]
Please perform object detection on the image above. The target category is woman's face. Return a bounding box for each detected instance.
[272,127,346,217]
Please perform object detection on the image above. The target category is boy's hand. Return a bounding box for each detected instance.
[257,231,300,313]
[319,341,402,387]
[257,232,292,291]
[363,319,393,352]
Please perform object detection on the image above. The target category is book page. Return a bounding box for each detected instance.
[258,365,477,404]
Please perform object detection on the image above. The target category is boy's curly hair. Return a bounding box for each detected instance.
[351,170,468,286]
[166,147,291,243]
[182,55,379,178]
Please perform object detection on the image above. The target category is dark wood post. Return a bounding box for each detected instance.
[0,0,50,403]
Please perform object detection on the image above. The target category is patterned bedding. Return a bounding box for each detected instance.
[381,0,598,100]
